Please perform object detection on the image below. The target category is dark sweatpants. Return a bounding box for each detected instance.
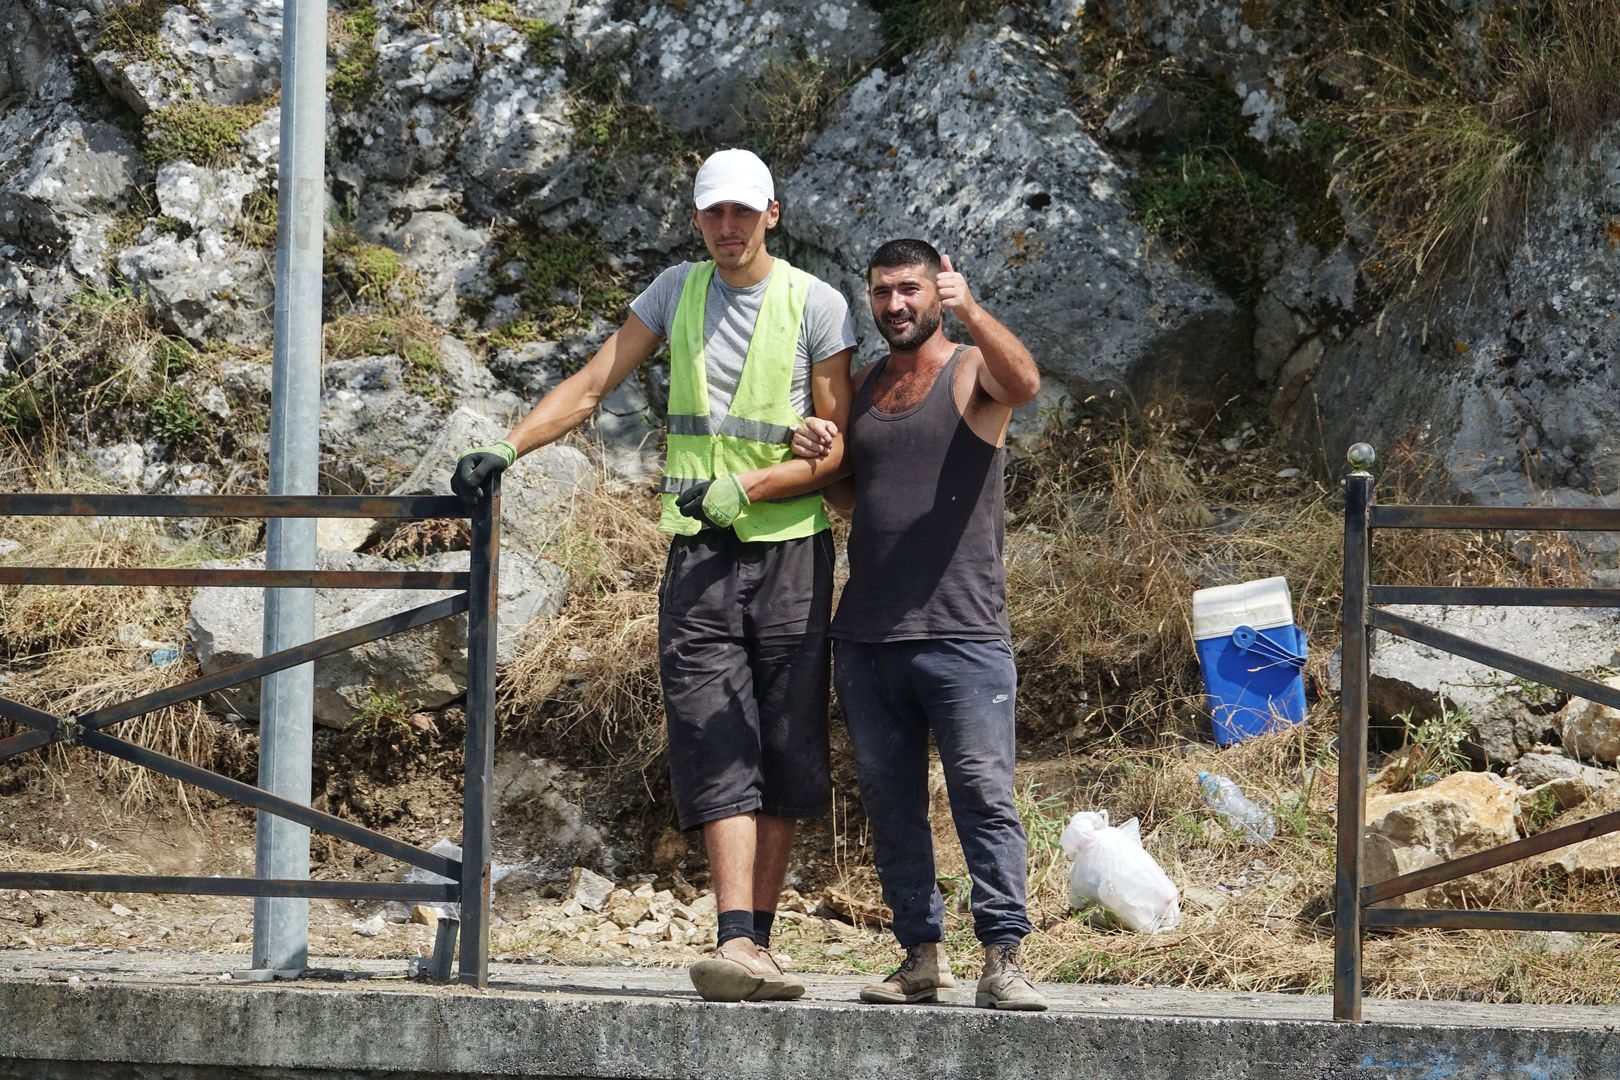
[833,637,1032,947]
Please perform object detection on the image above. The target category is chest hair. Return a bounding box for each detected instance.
[872,361,947,414]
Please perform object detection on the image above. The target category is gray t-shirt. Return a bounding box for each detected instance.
[630,260,857,424]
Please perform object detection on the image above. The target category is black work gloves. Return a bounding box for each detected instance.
[450,440,517,503]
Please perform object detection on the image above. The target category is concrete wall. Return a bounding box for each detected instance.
[3,969,1617,1080]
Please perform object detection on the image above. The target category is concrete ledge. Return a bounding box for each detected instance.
[2,950,1617,1079]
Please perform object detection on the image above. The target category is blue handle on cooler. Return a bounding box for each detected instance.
[1230,624,1306,671]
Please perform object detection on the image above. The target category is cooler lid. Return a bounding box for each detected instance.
[1192,576,1295,639]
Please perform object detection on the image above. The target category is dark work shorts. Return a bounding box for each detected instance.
[658,529,834,830]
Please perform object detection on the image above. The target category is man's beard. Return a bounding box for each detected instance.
[876,302,941,350]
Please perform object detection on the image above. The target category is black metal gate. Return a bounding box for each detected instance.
[1335,444,1620,1020]
[0,484,502,986]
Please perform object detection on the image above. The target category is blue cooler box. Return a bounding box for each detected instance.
[1192,576,1307,746]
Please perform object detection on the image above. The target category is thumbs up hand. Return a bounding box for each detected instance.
[936,253,977,316]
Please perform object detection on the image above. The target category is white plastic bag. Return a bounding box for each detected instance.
[1060,810,1181,933]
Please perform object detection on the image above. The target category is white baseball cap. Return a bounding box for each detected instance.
[693,148,775,211]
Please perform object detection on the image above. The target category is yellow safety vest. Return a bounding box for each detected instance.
[658,258,828,541]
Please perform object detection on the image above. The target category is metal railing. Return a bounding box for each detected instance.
[1334,443,1620,1021]
[0,483,502,986]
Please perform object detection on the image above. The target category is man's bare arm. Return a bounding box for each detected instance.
[737,347,854,501]
[939,254,1040,408]
[504,314,663,456]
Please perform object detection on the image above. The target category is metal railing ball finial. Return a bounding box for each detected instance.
[1347,443,1376,474]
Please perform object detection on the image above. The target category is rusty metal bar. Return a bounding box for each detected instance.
[1334,458,1373,1023]
[0,567,469,590]
[1363,809,1620,906]
[458,480,499,987]
[0,595,469,764]
[75,729,460,879]
[0,493,465,520]
[1369,504,1620,532]
[1370,609,1620,712]
[0,873,458,903]
[1361,908,1620,933]
[0,696,59,734]
[1371,586,1620,608]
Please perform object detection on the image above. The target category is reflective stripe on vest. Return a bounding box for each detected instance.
[658,258,828,542]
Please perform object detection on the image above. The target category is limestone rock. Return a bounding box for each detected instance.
[1367,605,1620,766]
[391,406,597,556]
[154,162,258,233]
[377,209,491,325]
[783,25,1247,414]
[456,43,572,217]
[1531,786,1620,881]
[492,755,619,877]
[1362,771,1519,909]
[1508,750,1620,796]
[116,231,274,345]
[1295,124,1620,533]
[91,0,282,115]
[0,110,141,273]
[629,0,881,140]
[187,547,568,726]
[321,355,446,493]
[1558,676,1620,764]
[567,867,616,913]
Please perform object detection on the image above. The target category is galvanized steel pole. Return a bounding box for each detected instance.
[254,0,326,972]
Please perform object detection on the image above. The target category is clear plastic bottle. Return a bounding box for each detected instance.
[1197,771,1276,843]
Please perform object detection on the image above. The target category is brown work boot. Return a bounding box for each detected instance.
[975,942,1048,1011]
[689,936,803,1002]
[859,941,956,1004]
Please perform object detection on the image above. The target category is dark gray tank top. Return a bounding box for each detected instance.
[830,345,1011,642]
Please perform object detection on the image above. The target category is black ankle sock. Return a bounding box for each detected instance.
[751,910,776,949]
[717,909,754,947]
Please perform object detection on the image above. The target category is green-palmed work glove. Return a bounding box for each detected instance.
[450,440,517,504]
[676,475,750,529]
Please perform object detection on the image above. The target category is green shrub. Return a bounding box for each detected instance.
[489,223,629,338]
[147,385,204,444]
[152,338,195,380]
[1325,0,1620,291]
[233,184,279,248]
[478,1,563,61]
[737,54,848,169]
[348,687,414,740]
[329,2,381,106]
[96,0,183,61]
[143,101,264,166]
[870,0,999,59]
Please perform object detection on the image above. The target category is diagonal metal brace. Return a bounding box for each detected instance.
[0,593,467,765]
[1369,609,1620,712]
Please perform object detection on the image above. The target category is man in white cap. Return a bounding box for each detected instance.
[451,149,856,1002]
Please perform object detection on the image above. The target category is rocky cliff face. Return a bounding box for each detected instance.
[1,0,1616,548]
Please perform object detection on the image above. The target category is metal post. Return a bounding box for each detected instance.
[254,0,326,973]
[459,480,501,986]
[1334,443,1375,1022]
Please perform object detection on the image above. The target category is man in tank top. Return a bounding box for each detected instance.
[449,149,857,1003]
[793,238,1046,1010]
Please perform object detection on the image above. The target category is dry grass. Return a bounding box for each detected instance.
[0,841,148,876]
[0,447,257,809]
[498,453,667,768]
[1323,0,1620,291]
[1004,407,1589,742]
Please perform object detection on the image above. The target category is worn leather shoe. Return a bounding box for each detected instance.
[975,942,1047,1011]
[689,936,803,1002]
[860,941,956,1004]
